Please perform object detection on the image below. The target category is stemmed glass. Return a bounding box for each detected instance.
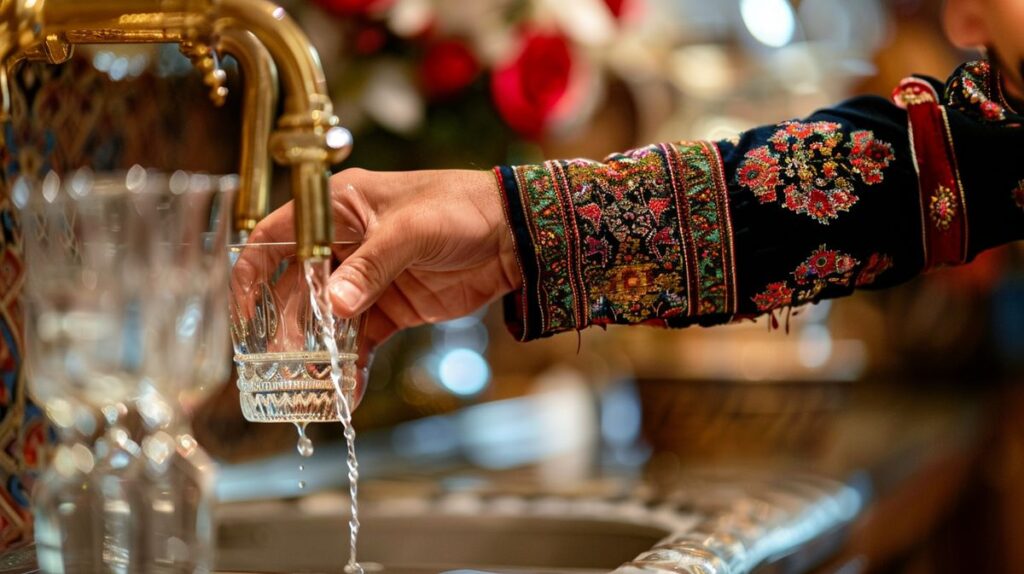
[19,168,157,571]
[132,171,235,574]
[18,167,235,573]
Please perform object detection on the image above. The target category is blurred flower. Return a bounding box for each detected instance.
[491,29,573,137]
[362,61,425,134]
[605,0,629,18]
[419,39,480,99]
[354,25,389,55]
[541,0,617,47]
[314,0,391,16]
[388,0,435,37]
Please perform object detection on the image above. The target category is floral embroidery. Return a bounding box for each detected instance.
[794,245,859,286]
[736,121,895,224]
[929,184,957,231]
[849,131,894,184]
[751,245,878,313]
[945,60,1009,122]
[737,147,780,203]
[1013,180,1024,212]
[753,281,794,313]
[502,140,737,338]
[856,254,894,287]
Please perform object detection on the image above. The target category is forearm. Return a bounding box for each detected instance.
[496,81,1024,341]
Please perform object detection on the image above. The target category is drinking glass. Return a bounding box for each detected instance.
[18,168,235,574]
[131,171,235,574]
[18,169,157,572]
[228,241,363,426]
[229,238,368,574]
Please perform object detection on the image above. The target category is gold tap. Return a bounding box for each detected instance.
[218,28,278,235]
[0,0,352,260]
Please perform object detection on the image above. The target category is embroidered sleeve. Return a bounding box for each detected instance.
[495,141,736,341]
[497,71,1024,342]
[708,95,921,323]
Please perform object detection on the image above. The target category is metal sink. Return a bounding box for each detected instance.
[0,473,859,574]
[217,505,669,573]
[215,471,861,574]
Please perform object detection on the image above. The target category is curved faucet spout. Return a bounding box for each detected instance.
[215,0,353,260]
[218,29,278,235]
[1,0,353,260]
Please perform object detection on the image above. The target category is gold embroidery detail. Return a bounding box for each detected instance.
[895,86,935,107]
[929,185,957,231]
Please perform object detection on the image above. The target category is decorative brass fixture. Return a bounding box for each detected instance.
[1,0,353,260]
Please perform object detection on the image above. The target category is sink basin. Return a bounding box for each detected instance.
[217,508,669,573]
[0,472,858,574]
[215,471,860,574]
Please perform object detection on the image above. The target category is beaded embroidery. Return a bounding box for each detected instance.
[752,245,892,312]
[945,60,1009,123]
[500,59,1022,341]
[752,282,794,313]
[501,140,736,338]
[736,121,894,224]
[929,185,957,231]
[508,163,581,335]
[893,79,937,107]
[794,245,858,285]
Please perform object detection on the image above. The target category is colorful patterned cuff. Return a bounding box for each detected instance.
[496,141,738,341]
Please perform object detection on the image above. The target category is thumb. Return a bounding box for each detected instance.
[329,228,416,317]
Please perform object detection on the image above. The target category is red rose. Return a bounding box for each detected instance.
[491,30,573,138]
[419,40,479,99]
[315,0,390,16]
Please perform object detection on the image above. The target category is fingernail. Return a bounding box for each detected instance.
[330,279,361,311]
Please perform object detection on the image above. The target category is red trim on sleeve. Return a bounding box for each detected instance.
[893,77,968,270]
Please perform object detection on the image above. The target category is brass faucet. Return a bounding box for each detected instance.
[0,0,352,260]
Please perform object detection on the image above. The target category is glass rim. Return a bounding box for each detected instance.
[229,240,360,248]
[12,166,238,211]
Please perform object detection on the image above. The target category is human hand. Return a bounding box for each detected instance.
[245,168,522,405]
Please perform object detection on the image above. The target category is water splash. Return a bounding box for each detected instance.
[304,259,362,574]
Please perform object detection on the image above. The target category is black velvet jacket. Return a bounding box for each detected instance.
[495,61,1024,341]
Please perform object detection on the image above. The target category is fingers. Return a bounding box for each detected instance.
[230,204,298,300]
[248,200,296,245]
[328,220,418,318]
[233,174,369,300]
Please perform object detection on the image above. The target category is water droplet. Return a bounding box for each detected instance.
[298,464,304,472]
[297,436,314,457]
[294,422,315,457]
[298,480,306,490]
